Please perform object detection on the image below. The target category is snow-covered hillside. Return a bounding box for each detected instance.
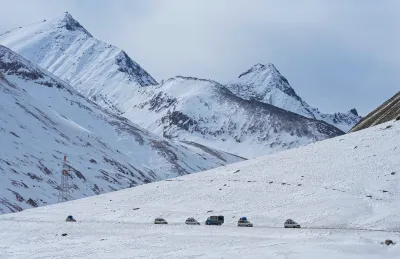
[0,119,399,258]
[0,12,157,114]
[0,45,243,214]
[228,63,362,132]
[125,76,344,158]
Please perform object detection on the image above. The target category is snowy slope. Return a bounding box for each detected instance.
[0,119,399,258]
[350,91,400,133]
[0,46,243,214]
[228,64,362,132]
[0,12,157,114]
[124,76,344,158]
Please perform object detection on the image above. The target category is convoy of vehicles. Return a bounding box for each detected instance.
[65,214,299,228]
[150,216,301,228]
[86,215,299,228]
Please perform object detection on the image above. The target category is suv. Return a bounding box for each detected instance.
[284,219,300,228]
[154,217,168,224]
[185,217,200,225]
[205,215,224,225]
[237,217,253,227]
[66,215,76,222]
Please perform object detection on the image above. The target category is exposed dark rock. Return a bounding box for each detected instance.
[38,161,52,175]
[350,91,400,132]
[25,172,43,182]
[0,198,23,212]
[26,198,38,207]
[7,189,24,202]
[10,180,28,188]
[9,131,20,138]
[385,239,394,246]
[89,159,97,164]
[350,108,358,116]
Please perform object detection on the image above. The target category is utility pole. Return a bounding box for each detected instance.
[58,155,71,202]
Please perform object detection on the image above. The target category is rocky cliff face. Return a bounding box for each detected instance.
[349,91,400,133]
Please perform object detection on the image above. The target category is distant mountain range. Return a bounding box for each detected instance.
[0,12,357,158]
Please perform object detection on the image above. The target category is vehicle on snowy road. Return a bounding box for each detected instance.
[205,215,224,225]
[284,219,300,228]
[237,217,253,227]
[66,215,76,222]
[185,217,200,225]
[154,218,168,224]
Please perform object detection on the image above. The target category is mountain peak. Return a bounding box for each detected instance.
[230,63,301,103]
[50,12,92,37]
[349,108,358,116]
[239,63,279,79]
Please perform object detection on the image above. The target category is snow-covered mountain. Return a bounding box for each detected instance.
[125,76,344,158]
[0,13,346,158]
[0,119,399,258]
[0,12,157,114]
[227,63,362,132]
[0,45,243,214]
[349,91,400,133]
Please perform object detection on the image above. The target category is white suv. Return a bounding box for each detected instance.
[238,217,253,227]
[185,217,200,225]
[154,218,168,224]
[284,219,300,228]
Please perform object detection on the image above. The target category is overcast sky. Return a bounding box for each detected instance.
[0,0,399,115]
